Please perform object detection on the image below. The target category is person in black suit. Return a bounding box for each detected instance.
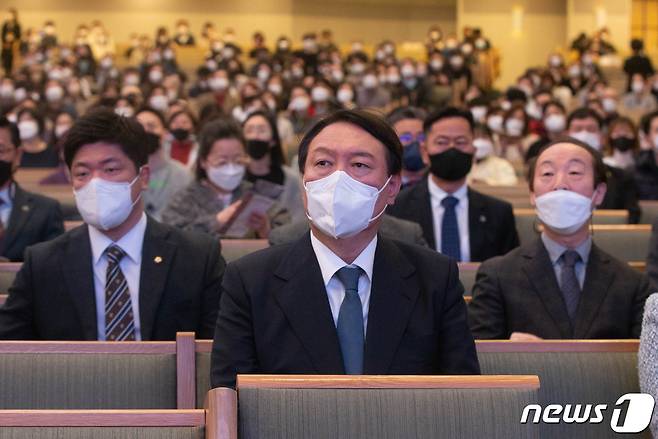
[468,138,651,340]
[565,107,641,223]
[0,117,63,262]
[0,108,224,340]
[387,107,519,262]
[211,109,480,388]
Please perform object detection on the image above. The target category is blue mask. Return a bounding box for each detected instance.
[403,141,425,172]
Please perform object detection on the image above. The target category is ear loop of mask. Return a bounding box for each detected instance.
[368,174,393,223]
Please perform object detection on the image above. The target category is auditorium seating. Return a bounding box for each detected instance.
[640,200,658,225]
[0,332,196,409]
[477,340,644,438]
[219,239,269,263]
[0,263,20,295]
[232,375,541,439]
[0,409,208,439]
[591,224,652,262]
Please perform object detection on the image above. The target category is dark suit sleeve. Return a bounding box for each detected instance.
[648,220,658,293]
[500,203,520,255]
[620,170,641,224]
[210,262,259,389]
[42,201,65,241]
[632,274,653,338]
[0,247,36,339]
[437,259,480,374]
[468,258,508,339]
[197,239,225,339]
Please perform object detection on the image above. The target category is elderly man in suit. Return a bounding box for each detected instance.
[387,106,519,262]
[0,117,63,262]
[468,138,652,340]
[0,108,224,340]
[211,109,480,388]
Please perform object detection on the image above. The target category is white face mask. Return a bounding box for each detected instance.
[207,163,245,191]
[570,130,601,151]
[535,190,594,235]
[149,95,168,112]
[602,97,617,113]
[18,120,39,140]
[505,118,524,137]
[74,174,142,231]
[544,114,566,133]
[54,124,70,138]
[304,170,391,239]
[209,77,229,91]
[337,89,354,103]
[487,115,504,133]
[473,138,494,160]
[289,96,310,112]
[470,106,487,123]
[45,86,64,102]
[311,87,330,102]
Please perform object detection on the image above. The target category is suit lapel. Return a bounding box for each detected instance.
[272,235,344,374]
[2,184,32,255]
[364,237,417,374]
[411,178,436,249]
[572,245,614,338]
[138,218,176,341]
[60,225,98,340]
[521,239,574,338]
[467,189,487,262]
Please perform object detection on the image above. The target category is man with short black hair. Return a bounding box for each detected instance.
[0,108,224,340]
[469,138,651,340]
[566,107,641,222]
[211,109,480,388]
[388,106,519,262]
[0,117,64,262]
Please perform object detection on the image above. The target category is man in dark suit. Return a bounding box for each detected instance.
[468,139,651,340]
[0,117,64,262]
[0,108,224,340]
[268,215,428,247]
[566,107,641,223]
[387,107,519,262]
[211,109,480,388]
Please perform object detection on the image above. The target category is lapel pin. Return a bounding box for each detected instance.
[479,215,487,223]
[21,205,29,212]
[154,256,163,264]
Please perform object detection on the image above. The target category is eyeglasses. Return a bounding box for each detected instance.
[398,132,425,144]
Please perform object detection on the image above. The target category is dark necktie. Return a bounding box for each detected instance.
[441,195,461,261]
[335,266,364,375]
[560,250,582,322]
[105,245,136,341]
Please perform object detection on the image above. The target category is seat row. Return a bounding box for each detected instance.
[0,333,643,437]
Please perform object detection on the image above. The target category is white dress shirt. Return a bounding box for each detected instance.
[427,175,471,261]
[309,231,377,335]
[88,213,147,340]
[0,184,14,227]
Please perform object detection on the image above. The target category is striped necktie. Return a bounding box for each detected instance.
[104,244,136,341]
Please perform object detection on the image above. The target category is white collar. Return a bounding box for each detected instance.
[88,213,148,265]
[427,174,468,203]
[309,230,377,287]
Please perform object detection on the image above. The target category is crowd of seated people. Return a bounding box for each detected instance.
[0,10,656,401]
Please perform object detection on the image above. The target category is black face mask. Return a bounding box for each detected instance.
[0,160,13,187]
[246,139,271,160]
[610,136,635,152]
[144,132,161,155]
[171,128,190,142]
[429,148,473,181]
